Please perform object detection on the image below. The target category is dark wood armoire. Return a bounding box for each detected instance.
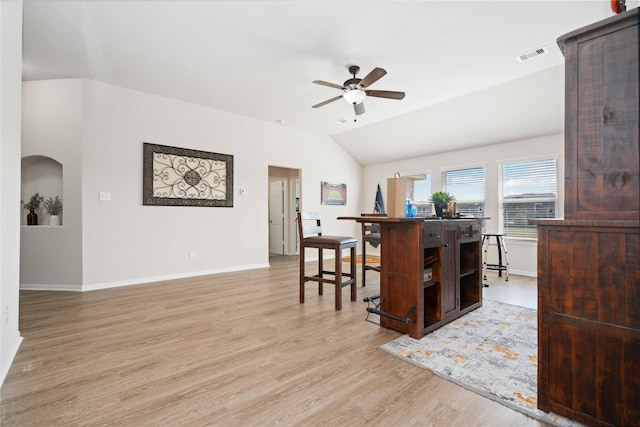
[532,8,639,427]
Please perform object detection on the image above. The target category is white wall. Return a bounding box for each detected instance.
[21,79,84,287]
[21,79,362,290]
[0,0,24,385]
[362,134,565,276]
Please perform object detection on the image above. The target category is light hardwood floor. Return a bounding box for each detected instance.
[1,256,544,426]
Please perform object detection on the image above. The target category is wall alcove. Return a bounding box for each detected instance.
[21,155,63,226]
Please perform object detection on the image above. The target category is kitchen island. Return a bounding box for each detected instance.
[340,216,484,339]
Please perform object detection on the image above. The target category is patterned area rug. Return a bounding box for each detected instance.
[380,300,584,427]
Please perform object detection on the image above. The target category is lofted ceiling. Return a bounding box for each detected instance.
[21,1,635,166]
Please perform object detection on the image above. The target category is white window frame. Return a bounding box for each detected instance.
[498,156,558,240]
[441,164,486,218]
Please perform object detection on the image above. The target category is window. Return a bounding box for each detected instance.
[442,166,485,217]
[403,172,432,216]
[500,158,557,238]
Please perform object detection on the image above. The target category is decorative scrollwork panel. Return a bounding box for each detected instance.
[143,143,233,207]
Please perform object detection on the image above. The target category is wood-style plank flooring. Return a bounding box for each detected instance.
[1,256,545,426]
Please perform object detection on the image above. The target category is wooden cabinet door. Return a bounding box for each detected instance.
[561,11,639,220]
[441,226,458,316]
[538,224,640,426]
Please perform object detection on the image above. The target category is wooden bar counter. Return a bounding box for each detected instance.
[339,216,484,339]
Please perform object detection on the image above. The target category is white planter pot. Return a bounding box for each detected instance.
[50,215,61,226]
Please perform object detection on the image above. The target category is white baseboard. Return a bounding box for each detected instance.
[20,263,270,292]
[20,283,83,292]
[21,262,536,292]
[506,268,537,278]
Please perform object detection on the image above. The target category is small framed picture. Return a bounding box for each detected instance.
[321,181,347,206]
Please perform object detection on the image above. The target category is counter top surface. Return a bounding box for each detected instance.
[338,216,487,223]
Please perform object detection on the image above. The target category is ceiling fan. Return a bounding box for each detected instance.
[312,65,405,116]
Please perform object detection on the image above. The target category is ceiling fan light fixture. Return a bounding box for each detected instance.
[343,89,366,105]
[312,66,404,112]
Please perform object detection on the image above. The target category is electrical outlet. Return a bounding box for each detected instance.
[189,251,196,259]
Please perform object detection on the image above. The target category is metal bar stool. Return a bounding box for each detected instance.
[482,233,509,281]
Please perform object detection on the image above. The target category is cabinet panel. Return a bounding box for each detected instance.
[563,12,639,220]
[441,227,457,315]
[547,229,638,327]
[627,233,640,325]
[379,221,423,337]
[537,222,640,426]
[546,318,640,426]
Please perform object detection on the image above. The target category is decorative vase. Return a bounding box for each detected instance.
[27,209,38,226]
[434,203,446,218]
[50,215,61,226]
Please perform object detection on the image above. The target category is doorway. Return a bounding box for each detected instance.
[268,166,300,257]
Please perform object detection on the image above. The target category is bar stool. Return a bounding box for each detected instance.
[482,234,509,281]
[297,212,357,310]
[360,213,386,287]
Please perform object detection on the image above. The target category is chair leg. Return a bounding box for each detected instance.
[498,236,509,281]
[482,235,488,280]
[299,246,305,304]
[350,246,357,301]
[495,236,503,278]
[318,248,323,295]
[362,240,367,287]
[334,247,342,310]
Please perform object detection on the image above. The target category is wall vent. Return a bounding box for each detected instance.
[516,46,549,62]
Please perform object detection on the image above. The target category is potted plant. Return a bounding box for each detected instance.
[22,193,44,226]
[44,195,63,226]
[429,191,455,218]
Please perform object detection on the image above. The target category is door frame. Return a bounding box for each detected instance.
[268,166,301,256]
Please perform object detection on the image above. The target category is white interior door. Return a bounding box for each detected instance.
[269,178,285,255]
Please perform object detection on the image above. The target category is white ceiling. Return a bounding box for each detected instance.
[21,1,635,166]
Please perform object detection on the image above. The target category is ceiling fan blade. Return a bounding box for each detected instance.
[313,80,344,90]
[359,67,387,88]
[312,95,343,109]
[354,102,365,115]
[366,90,405,100]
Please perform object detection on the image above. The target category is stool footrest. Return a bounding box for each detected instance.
[304,275,356,287]
[485,264,508,271]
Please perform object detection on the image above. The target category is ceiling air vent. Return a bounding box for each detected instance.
[516,46,549,62]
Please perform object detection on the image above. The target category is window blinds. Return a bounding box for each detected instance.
[501,158,557,238]
[443,166,486,217]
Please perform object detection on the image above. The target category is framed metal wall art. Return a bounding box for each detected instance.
[143,142,233,207]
